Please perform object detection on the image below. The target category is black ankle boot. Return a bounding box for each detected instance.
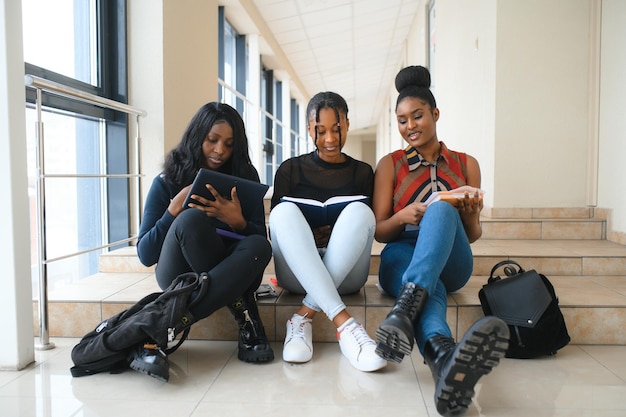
[423,316,510,416]
[375,282,427,363]
[128,343,170,382]
[228,292,274,363]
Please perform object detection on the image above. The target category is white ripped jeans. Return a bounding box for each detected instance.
[269,201,375,321]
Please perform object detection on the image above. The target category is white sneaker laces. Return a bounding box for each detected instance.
[347,322,375,348]
[289,314,311,340]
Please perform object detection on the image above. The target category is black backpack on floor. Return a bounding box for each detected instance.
[478,260,571,359]
[70,272,209,377]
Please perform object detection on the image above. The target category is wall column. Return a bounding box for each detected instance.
[1,0,36,370]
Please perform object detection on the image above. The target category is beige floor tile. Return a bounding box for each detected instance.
[541,220,604,239]
[558,286,626,307]
[564,307,626,344]
[188,310,233,341]
[1,338,625,417]
[533,207,593,219]
[44,302,102,337]
[584,257,626,275]
[47,272,153,302]
[481,221,542,239]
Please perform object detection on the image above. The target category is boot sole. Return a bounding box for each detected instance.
[238,347,275,363]
[434,316,510,417]
[129,358,169,382]
[375,318,415,363]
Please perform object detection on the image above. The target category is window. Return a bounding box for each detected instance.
[22,0,129,293]
[427,0,436,89]
[261,68,284,186]
[290,99,309,157]
[22,0,97,86]
[218,8,247,114]
[217,7,305,185]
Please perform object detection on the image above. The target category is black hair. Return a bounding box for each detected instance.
[162,102,254,191]
[395,65,437,110]
[305,91,349,149]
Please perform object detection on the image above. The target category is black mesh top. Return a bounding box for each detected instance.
[270,151,374,210]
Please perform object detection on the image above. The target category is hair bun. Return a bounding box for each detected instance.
[395,65,431,93]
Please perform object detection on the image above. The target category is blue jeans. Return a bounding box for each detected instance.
[378,201,474,354]
[269,201,375,321]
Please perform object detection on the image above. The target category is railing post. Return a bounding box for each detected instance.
[34,87,54,351]
[24,75,146,351]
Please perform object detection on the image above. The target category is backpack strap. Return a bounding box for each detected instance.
[488,259,525,283]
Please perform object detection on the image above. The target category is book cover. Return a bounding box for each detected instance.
[215,228,246,241]
[280,195,369,228]
[183,168,269,213]
[422,186,484,207]
[182,168,269,238]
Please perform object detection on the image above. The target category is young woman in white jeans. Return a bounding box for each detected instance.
[269,91,386,372]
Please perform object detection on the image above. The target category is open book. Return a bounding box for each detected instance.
[280,195,369,228]
[422,186,484,207]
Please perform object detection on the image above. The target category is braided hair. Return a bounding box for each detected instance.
[306,91,349,149]
[162,102,254,193]
[395,65,437,111]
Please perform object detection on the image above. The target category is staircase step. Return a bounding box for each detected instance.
[36,271,626,346]
[471,239,626,275]
[480,218,605,240]
[48,208,625,347]
[100,238,626,277]
[99,246,154,273]
[480,207,604,240]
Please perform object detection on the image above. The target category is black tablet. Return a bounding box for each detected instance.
[182,168,269,214]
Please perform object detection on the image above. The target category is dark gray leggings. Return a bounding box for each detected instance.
[155,208,271,320]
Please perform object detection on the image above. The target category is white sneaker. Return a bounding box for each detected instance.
[283,313,313,363]
[337,318,387,372]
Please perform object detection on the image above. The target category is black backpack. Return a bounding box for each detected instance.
[70,272,209,377]
[478,260,571,359]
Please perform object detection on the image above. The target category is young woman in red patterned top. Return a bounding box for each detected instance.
[372,65,510,416]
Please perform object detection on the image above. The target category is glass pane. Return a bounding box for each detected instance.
[224,19,237,87]
[26,108,108,294]
[22,0,97,85]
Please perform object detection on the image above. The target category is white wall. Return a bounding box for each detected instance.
[1,0,35,370]
[493,0,592,208]
[426,0,497,207]
[127,0,165,189]
[128,0,219,198]
[598,0,626,241]
[342,130,376,169]
[378,0,613,214]
[375,1,427,168]
[377,0,498,205]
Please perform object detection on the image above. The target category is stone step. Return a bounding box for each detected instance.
[99,246,154,273]
[100,238,626,277]
[57,210,625,348]
[37,270,626,347]
[480,218,605,240]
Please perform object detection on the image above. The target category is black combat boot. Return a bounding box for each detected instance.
[228,291,274,363]
[375,282,428,363]
[128,342,170,382]
[423,316,510,416]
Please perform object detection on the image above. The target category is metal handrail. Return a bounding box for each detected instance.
[25,75,146,350]
[25,75,147,117]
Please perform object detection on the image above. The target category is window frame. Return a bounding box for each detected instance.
[25,0,128,122]
[23,0,130,275]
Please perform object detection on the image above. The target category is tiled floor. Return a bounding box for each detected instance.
[1,337,625,416]
[13,223,626,416]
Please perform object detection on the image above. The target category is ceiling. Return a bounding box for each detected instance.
[223,0,423,132]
